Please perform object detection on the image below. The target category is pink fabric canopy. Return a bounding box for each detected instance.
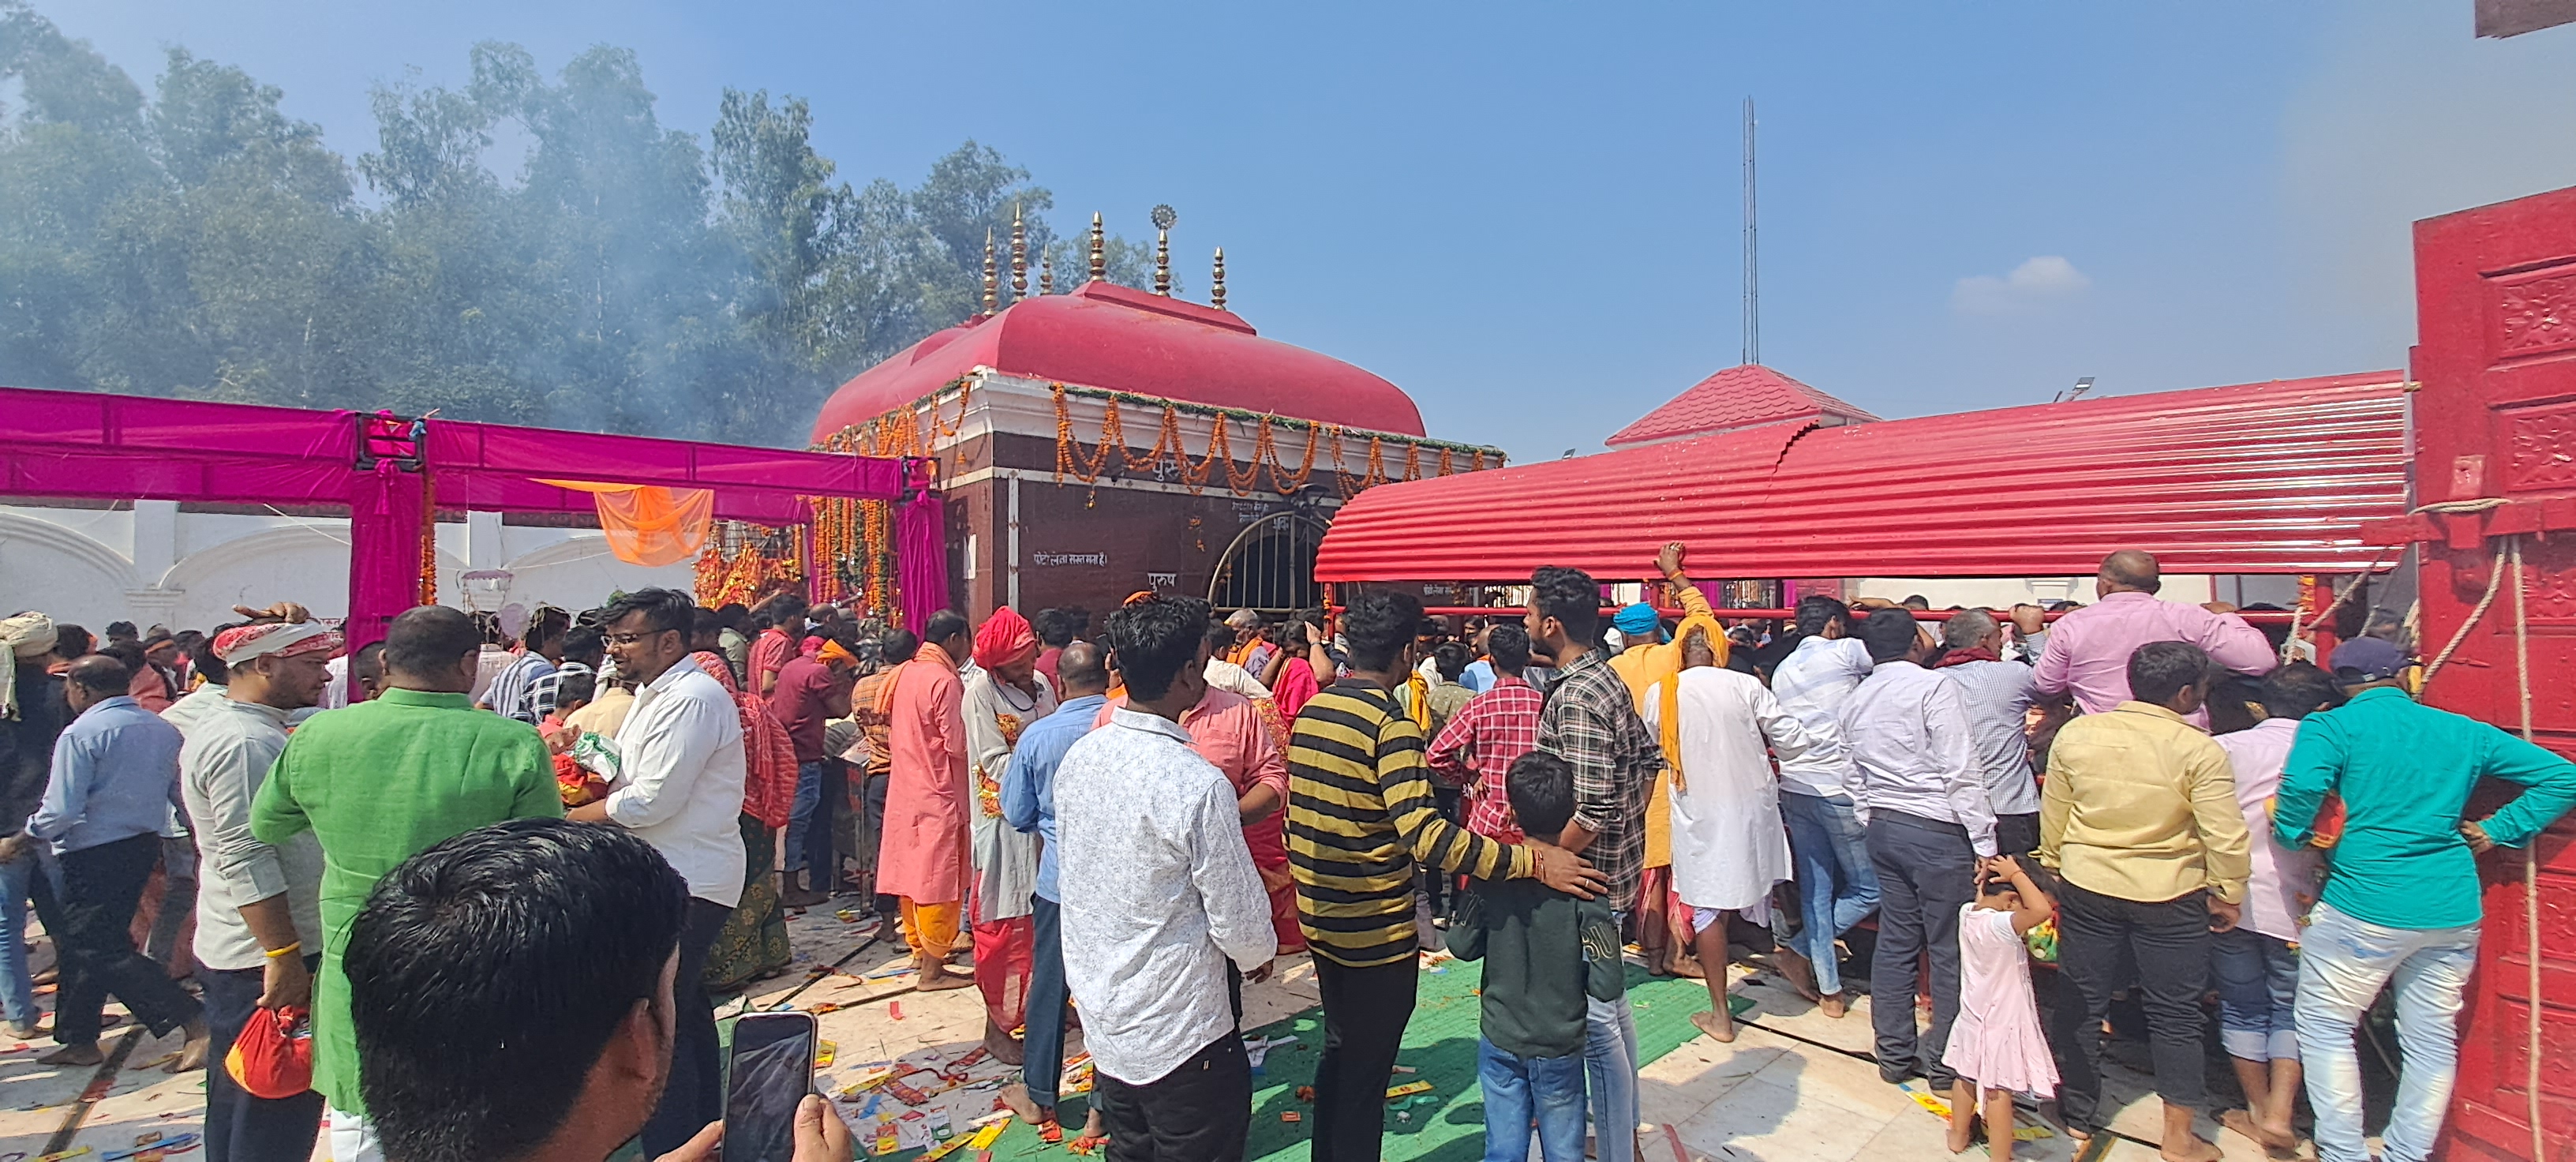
[0,386,950,649]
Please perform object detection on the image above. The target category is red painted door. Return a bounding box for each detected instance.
[2411,186,2576,1162]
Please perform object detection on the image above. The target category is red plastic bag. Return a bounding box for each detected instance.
[225,1006,314,1099]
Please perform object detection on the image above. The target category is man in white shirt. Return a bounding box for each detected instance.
[1840,608,1994,1090]
[1054,596,1273,1162]
[1763,596,1880,1017]
[569,588,745,1157]
[1932,609,2042,857]
[183,621,336,1162]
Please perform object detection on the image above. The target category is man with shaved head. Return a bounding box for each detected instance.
[997,640,1110,1139]
[2031,549,2275,722]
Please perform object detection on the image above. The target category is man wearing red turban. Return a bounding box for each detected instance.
[963,607,1055,1064]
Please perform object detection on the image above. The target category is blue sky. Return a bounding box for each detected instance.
[47,2,2576,461]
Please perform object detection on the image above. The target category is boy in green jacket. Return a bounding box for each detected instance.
[1449,751,1625,1162]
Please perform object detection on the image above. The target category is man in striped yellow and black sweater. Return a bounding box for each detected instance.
[1287,590,1607,1162]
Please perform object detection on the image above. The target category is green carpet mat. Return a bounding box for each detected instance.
[958,959,1753,1162]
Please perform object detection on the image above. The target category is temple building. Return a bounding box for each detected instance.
[808,212,1502,625]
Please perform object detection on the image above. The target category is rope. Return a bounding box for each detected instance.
[2421,547,2507,685]
[2283,548,2397,665]
[2507,536,2542,1162]
[2414,529,2545,1162]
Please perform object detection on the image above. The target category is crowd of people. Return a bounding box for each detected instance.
[1,538,2570,1162]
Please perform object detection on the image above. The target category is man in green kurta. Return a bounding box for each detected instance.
[253,605,560,1160]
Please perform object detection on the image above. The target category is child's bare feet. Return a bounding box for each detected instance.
[1945,1082,1978,1154]
[1689,1009,1737,1044]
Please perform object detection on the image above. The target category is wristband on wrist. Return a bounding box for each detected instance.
[264,942,301,959]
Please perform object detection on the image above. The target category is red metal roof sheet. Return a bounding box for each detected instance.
[1604,363,1880,448]
[1316,372,2409,582]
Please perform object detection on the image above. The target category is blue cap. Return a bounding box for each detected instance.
[2330,636,2407,683]
[1612,602,1661,638]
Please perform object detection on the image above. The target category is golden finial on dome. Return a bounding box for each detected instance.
[1088,213,1106,282]
[1040,249,1055,295]
[1211,247,1227,311]
[981,228,998,316]
[1009,204,1028,302]
[1151,204,1176,297]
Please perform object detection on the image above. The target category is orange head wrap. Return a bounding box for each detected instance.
[972,608,1039,671]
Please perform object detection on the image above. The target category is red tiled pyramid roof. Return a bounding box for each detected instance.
[1604,364,1878,448]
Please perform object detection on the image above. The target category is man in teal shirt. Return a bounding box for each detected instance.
[2274,637,2576,1162]
[253,606,561,1162]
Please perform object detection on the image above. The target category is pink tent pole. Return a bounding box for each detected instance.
[895,487,949,635]
[346,459,428,692]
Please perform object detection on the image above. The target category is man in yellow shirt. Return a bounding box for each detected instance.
[2040,640,2251,1160]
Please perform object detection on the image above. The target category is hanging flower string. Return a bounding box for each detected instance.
[1037,383,1500,497]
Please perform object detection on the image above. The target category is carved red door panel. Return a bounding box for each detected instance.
[2412,186,2576,1162]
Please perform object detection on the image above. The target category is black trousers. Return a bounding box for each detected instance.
[1419,789,1462,916]
[2054,879,2211,1130]
[43,833,201,1046]
[201,957,324,1162]
[643,897,733,1155]
[1864,812,1976,1087]
[1311,956,1417,1162]
[1095,1032,1251,1162]
[1994,812,2040,863]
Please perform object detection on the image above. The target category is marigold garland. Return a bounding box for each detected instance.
[844,377,1501,503]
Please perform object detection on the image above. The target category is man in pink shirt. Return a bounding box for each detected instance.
[1096,663,1295,954]
[2030,550,2275,722]
[878,611,975,990]
[749,594,807,699]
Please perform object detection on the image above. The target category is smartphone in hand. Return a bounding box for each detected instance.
[723,1012,818,1162]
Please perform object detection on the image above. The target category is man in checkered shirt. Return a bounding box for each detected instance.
[1526,565,1661,1162]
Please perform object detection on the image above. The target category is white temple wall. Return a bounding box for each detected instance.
[0,502,691,633]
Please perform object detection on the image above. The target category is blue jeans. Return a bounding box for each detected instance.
[2212,928,2300,1062]
[0,849,55,1029]
[784,760,823,874]
[1023,895,1070,1111]
[1777,791,1881,996]
[1584,912,1638,1162]
[1481,1038,1587,1162]
[2295,901,2478,1162]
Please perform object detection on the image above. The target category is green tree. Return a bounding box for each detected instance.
[0,2,1167,447]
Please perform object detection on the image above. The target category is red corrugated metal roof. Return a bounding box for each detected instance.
[1316,371,2409,582]
[1604,363,1880,448]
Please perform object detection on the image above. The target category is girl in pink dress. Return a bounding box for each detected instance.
[1942,856,2059,1160]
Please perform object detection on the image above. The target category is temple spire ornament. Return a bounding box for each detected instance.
[1088,213,1106,281]
[1040,249,1055,295]
[981,228,998,316]
[1009,204,1028,302]
[1211,247,1228,311]
[1151,204,1177,297]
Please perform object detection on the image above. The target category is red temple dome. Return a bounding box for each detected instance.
[811,280,1426,441]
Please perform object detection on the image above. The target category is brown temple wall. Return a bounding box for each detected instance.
[911,429,1321,624]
